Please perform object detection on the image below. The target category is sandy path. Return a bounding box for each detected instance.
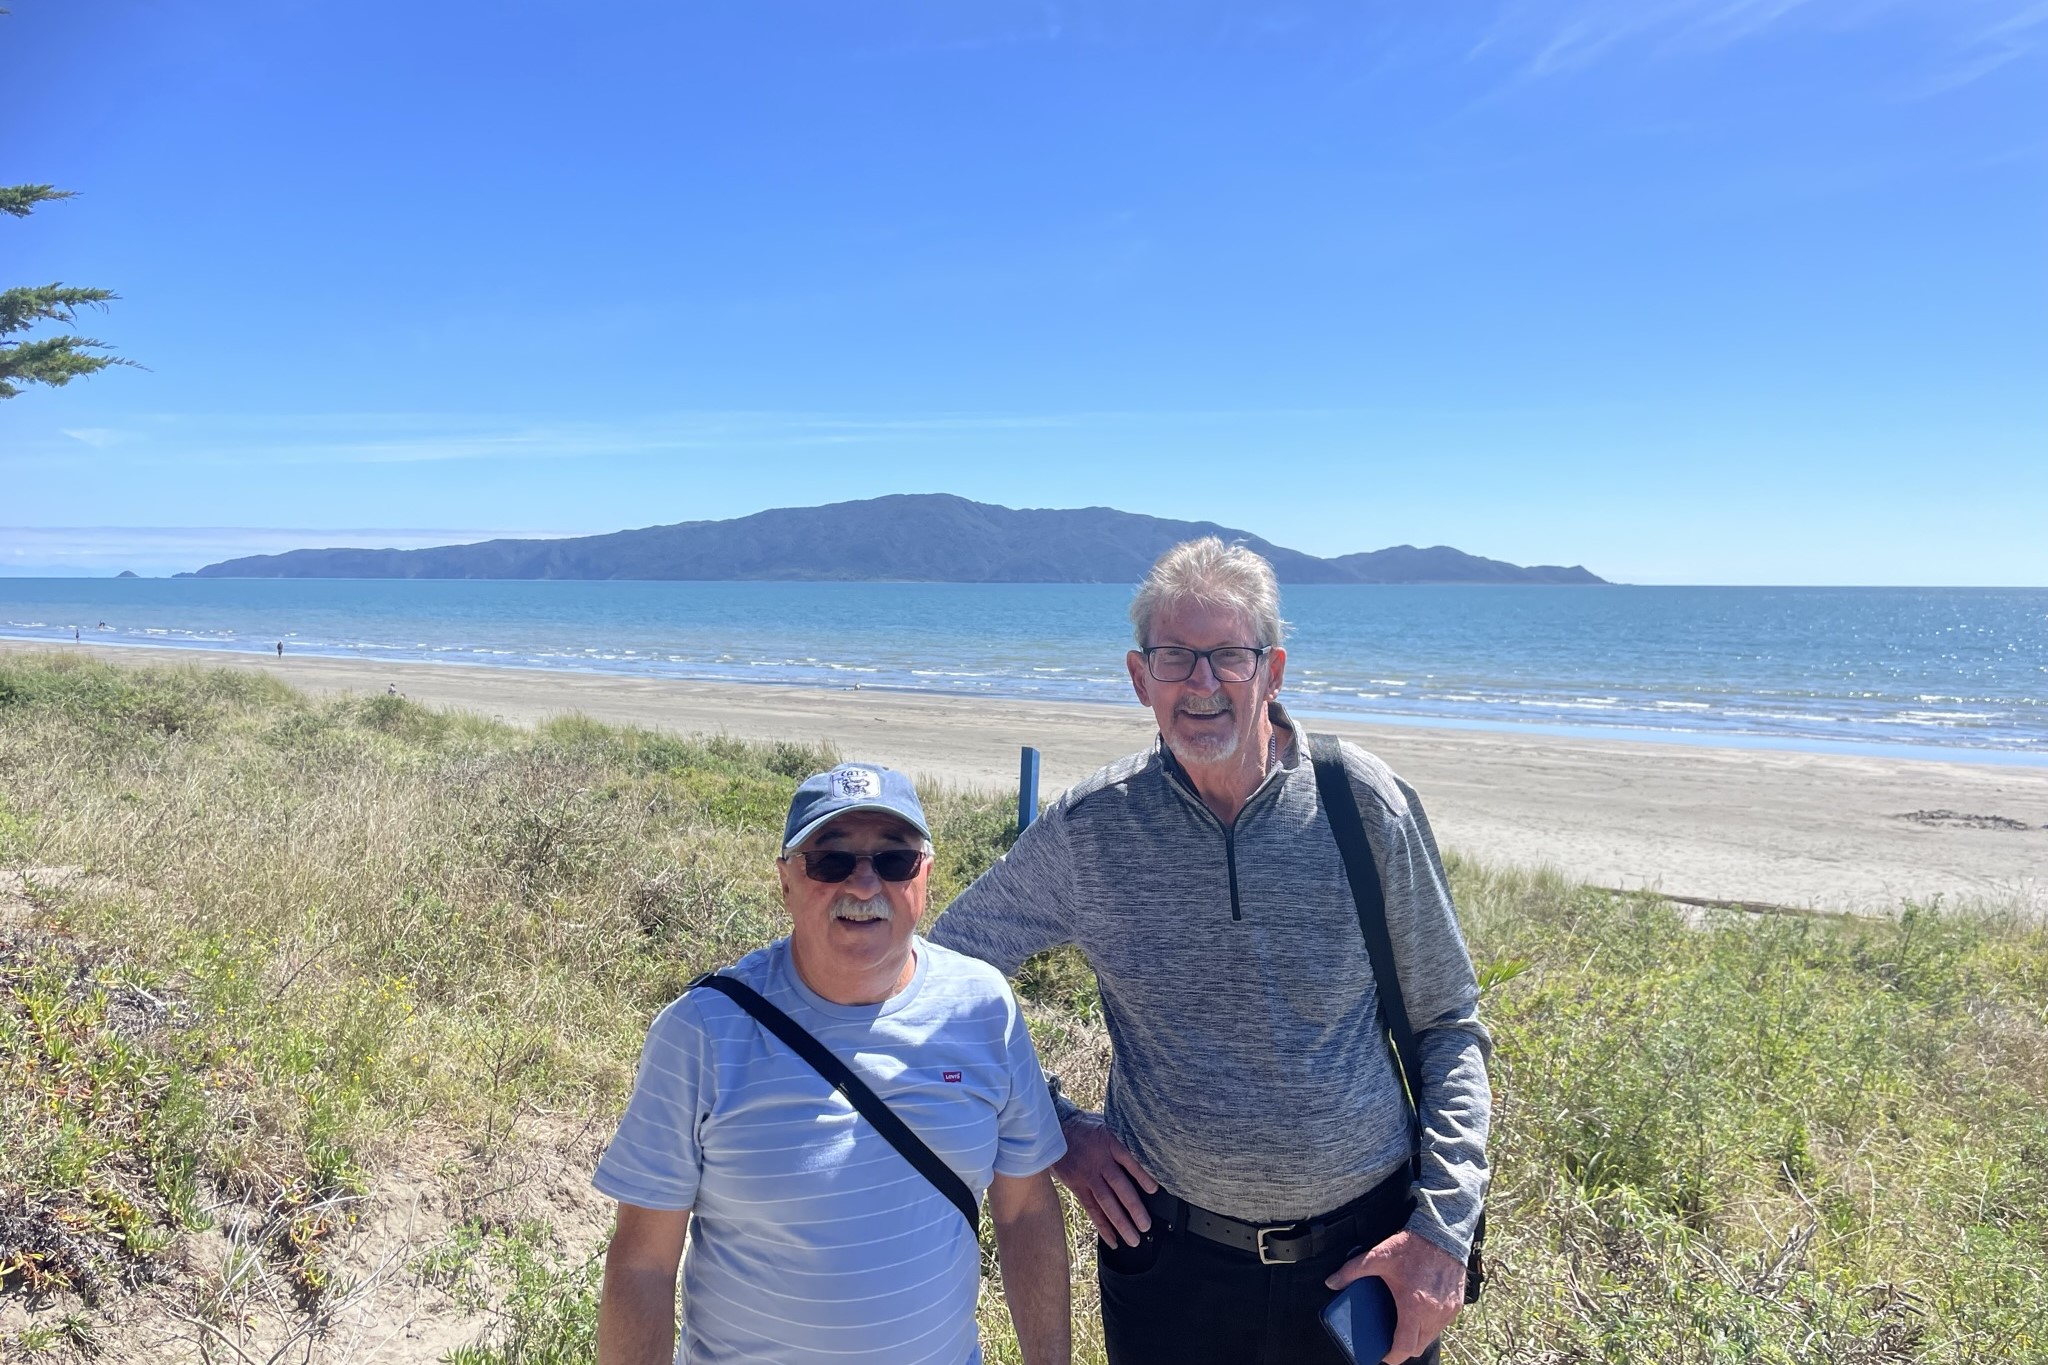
[10,639,2045,916]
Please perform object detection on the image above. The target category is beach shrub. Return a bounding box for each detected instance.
[0,794,32,862]
[0,654,289,750]
[468,754,630,900]
[0,930,213,1306]
[925,792,1020,909]
[438,1220,604,1365]
[356,691,453,745]
[1450,857,2048,1363]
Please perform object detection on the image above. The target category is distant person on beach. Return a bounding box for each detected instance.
[594,763,1071,1365]
[276,641,283,657]
[931,538,1492,1365]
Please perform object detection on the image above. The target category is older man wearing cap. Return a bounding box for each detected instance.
[594,762,1072,1365]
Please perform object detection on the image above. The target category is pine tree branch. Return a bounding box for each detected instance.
[3,166,135,394]
[0,184,76,218]
[0,336,140,398]
[0,284,119,337]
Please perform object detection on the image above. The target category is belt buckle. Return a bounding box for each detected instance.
[1255,1222,1307,1266]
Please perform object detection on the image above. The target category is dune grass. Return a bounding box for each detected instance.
[0,651,2042,1363]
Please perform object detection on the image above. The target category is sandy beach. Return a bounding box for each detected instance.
[8,638,2045,916]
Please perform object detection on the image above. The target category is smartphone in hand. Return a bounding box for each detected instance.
[1320,1274,1397,1365]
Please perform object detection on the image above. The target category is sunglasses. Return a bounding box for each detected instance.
[791,848,927,883]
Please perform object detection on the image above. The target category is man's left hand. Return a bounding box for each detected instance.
[1324,1229,1464,1364]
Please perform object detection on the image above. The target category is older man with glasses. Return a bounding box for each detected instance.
[930,538,1493,1365]
[595,763,1072,1365]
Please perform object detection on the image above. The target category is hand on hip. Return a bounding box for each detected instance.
[1053,1111,1159,1247]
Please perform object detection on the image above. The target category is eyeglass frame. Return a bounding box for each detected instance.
[1138,644,1272,684]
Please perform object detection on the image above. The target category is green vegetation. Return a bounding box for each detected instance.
[0,651,2042,1362]
[1,184,134,400]
[422,1219,604,1365]
[1453,863,2048,1363]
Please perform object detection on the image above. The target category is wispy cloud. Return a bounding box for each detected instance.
[1476,0,2047,84]
[1916,0,2048,94]
[232,412,1085,466]
[59,428,128,449]
[7,408,1358,469]
[1978,0,2048,42]
[1476,0,1820,77]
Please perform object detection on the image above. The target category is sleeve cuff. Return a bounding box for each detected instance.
[1402,1208,1471,1266]
[591,1171,697,1212]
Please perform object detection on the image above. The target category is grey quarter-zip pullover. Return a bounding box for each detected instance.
[928,703,1491,1262]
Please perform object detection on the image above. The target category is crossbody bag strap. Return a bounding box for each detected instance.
[1309,734,1422,1144]
[1309,733,1489,1303]
[690,973,980,1231]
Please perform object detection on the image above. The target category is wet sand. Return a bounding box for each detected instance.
[10,638,2045,916]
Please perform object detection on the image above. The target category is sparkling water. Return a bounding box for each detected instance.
[3,579,2043,761]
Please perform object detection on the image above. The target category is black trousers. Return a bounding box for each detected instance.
[1096,1173,1441,1365]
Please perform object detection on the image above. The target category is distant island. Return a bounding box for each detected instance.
[185,494,1608,585]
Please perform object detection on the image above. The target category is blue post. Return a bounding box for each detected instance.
[1017,746,1042,833]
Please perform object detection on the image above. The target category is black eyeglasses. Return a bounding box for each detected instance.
[1141,645,1268,684]
[788,849,928,883]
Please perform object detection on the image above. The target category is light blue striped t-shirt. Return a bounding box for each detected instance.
[592,936,1067,1365]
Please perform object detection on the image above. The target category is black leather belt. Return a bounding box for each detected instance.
[1142,1170,1410,1267]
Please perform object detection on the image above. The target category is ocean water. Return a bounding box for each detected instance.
[2,579,2045,762]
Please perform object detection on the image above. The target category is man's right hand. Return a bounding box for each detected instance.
[1052,1110,1159,1247]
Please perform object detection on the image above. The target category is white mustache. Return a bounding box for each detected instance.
[829,894,892,923]
[1177,696,1232,716]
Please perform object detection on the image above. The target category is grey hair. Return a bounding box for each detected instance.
[1129,537,1287,648]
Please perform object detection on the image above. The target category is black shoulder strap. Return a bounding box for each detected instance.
[690,973,980,1232]
[1308,735,1422,1164]
[1310,733,1488,1302]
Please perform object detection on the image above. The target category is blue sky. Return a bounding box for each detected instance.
[3,0,2044,583]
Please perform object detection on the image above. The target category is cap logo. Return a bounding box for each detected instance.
[831,767,881,799]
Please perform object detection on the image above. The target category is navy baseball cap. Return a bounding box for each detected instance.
[782,762,932,855]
